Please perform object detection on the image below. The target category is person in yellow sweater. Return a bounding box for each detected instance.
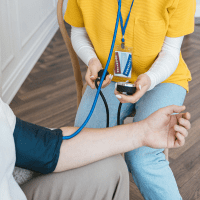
[64,0,196,199]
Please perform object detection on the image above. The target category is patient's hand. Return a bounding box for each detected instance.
[140,105,191,149]
[57,105,190,172]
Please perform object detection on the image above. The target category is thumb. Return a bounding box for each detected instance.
[89,68,98,81]
[162,105,186,115]
[134,76,146,91]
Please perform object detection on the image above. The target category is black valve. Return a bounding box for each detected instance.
[97,69,109,81]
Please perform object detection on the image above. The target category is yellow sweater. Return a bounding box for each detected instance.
[64,0,196,91]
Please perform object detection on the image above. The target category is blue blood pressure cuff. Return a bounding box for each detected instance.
[13,118,63,174]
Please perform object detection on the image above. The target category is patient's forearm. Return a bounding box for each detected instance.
[54,123,143,172]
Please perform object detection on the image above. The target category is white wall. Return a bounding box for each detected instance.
[0,0,68,104]
[196,0,200,17]
[0,39,2,98]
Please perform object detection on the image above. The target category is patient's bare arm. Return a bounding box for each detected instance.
[54,105,190,172]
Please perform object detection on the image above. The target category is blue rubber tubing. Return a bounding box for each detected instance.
[63,0,121,140]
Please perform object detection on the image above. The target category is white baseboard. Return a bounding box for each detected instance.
[195,17,200,24]
[2,16,59,104]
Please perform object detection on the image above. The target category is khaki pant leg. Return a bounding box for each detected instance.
[21,154,129,200]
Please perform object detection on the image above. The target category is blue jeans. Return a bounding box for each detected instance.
[74,82,186,200]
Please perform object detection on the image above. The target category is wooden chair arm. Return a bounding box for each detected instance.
[57,0,83,108]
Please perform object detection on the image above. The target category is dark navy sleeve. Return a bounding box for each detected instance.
[13,118,63,174]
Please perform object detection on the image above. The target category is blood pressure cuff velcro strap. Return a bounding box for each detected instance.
[13,118,63,174]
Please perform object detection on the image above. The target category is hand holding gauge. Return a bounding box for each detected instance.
[114,74,151,104]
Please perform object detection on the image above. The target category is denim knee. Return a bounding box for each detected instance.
[125,147,168,174]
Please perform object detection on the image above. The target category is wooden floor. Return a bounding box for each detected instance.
[10,24,200,199]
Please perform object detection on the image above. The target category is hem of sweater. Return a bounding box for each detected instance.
[64,16,84,28]
[166,28,194,38]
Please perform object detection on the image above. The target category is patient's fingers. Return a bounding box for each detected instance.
[174,125,188,137]
[182,112,191,120]
[174,132,185,147]
[178,117,191,130]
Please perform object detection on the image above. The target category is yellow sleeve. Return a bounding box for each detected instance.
[166,0,196,37]
[64,0,84,27]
